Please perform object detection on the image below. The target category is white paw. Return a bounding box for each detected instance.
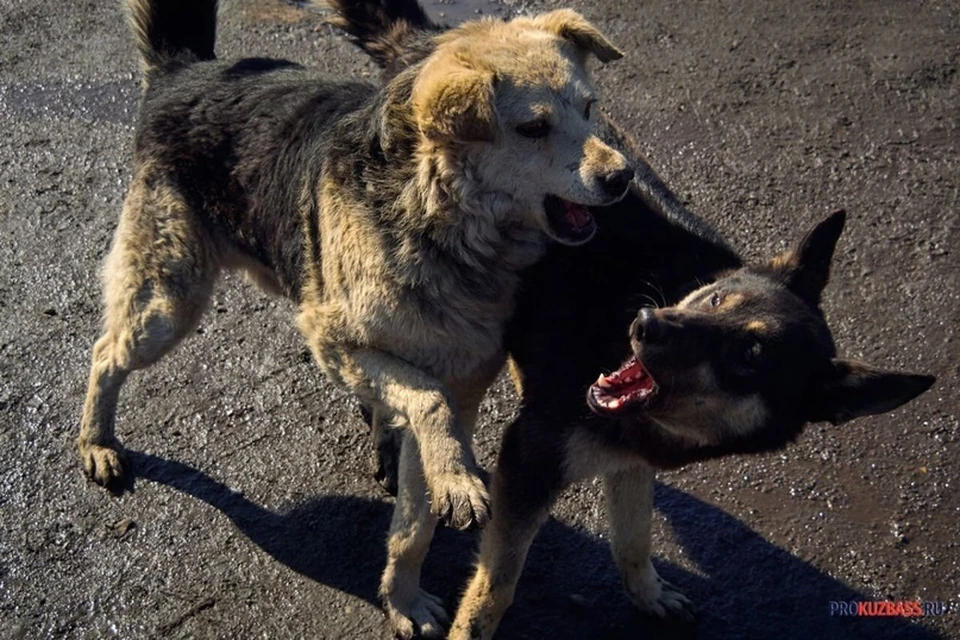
[382,582,449,639]
[626,562,696,622]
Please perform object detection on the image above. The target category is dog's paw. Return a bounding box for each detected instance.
[626,565,696,622]
[78,438,129,491]
[384,588,449,639]
[428,470,490,531]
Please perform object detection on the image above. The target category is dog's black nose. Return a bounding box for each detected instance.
[633,307,662,343]
[600,166,634,197]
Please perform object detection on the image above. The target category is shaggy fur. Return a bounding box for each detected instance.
[329,2,936,638]
[77,1,633,637]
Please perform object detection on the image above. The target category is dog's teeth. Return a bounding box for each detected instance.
[596,374,612,389]
[607,398,622,409]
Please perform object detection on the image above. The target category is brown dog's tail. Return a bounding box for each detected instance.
[127,0,218,79]
[324,0,440,73]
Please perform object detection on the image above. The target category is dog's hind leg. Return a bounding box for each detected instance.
[358,402,401,496]
[379,431,447,639]
[78,176,218,490]
[603,463,696,621]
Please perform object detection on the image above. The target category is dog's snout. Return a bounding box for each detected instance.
[600,166,634,197]
[633,307,662,344]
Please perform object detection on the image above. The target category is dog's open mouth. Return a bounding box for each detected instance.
[544,195,596,244]
[587,355,659,415]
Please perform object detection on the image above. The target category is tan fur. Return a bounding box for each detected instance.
[448,457,688,640]
[379,361,498,637]
[449,445,692,640]
[401,15,632,243]
[78,168,219,484]
[412,60,497,143]
[125,0,157,77]
[722,292,746,308]
[530,9,624,62]
[648,365,769,441]
[769,251,799,272]
[602,465,692,617]
[80,6,630,638]
[506,357,524,396]
[448,463,551,640]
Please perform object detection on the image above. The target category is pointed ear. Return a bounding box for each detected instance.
[810,358,935,425]
[768,210,846,306]
[532,9,624,63]
[412,60,497,144]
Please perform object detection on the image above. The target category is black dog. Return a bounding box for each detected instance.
[330,3,935,637]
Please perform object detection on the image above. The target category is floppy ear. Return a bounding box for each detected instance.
[412,61,497,143]
[810,358,935,425]
[532,9,624,63]
[768,209,846,306]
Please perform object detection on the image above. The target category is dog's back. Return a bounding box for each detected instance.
[127,0,376,299]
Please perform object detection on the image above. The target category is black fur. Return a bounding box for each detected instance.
[338,0,933,485]
[325,0,443,79]
[128,0,219,76]
[502,147,742,473]
[332,7,934,636]
[136,60,376,300]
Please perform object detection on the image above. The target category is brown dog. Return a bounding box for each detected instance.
[77,0,631,636]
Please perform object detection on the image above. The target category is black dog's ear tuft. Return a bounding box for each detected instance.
[810,358,935,425]
[768,210,846,306]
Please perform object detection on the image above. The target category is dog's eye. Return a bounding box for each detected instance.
[709,292,723,307]
[583,99,596,120]
[516,119,551,139]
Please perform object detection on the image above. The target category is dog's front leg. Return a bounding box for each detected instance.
[320,345,490,530]
[448,474,549,640]
[449,417,555,640]
[603,463,696,620]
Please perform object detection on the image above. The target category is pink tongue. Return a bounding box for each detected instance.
[565,202,590,228]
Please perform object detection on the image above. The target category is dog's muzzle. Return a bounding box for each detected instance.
[599,166,634,200]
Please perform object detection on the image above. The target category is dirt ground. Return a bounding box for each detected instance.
[0,0,957,638]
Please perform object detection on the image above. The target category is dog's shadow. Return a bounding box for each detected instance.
[130,452,943,639]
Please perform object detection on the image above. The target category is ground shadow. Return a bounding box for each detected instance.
[130,452,943,639]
